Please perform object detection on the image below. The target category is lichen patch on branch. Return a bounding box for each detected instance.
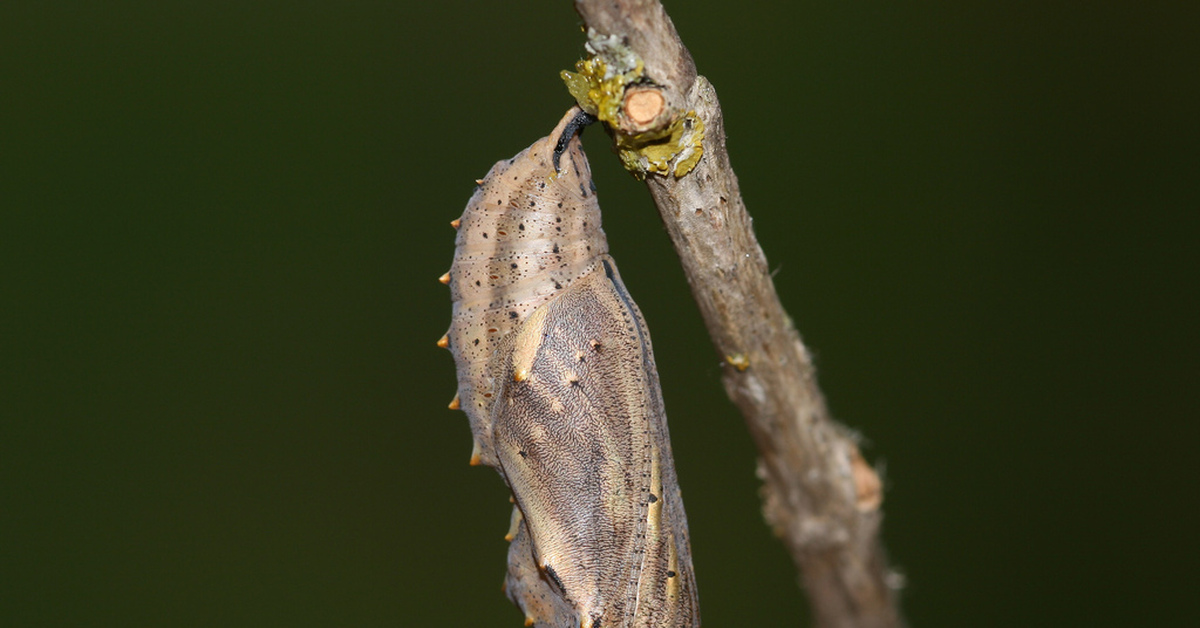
[561,29,705,179]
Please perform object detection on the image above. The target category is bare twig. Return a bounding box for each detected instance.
[573,1,905,626]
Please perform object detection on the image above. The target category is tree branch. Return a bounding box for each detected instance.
[573,2,905,626]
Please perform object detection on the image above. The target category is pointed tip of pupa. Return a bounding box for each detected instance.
[438,272,451,285]
[447,394,460,410]
[436,335,449,349]
[468,439,483,466]
[450,218,461,230]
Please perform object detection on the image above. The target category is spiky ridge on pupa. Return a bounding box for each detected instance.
[446,107,608,468]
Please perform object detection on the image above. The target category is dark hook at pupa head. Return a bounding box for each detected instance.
[552,107,598,173]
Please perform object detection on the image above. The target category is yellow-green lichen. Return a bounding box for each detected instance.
[560,39,705,179]
[617,112,705,178]
[560,57,641,125]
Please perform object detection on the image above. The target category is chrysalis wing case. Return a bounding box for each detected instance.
[442,107,700,627]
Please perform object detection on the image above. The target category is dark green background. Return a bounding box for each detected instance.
[4,2,1197,626]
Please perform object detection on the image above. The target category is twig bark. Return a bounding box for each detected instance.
[573,2,905,626]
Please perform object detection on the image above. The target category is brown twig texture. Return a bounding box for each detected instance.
[573,1,905,626]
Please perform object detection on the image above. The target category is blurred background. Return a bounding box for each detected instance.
[3,1,1197,626]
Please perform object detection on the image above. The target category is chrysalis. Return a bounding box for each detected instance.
[442,108,700,627]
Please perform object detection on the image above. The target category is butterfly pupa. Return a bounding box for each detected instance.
[444,107,699,627]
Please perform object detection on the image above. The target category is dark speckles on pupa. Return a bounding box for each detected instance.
[446,107,610,470]
[446,106,699,627]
